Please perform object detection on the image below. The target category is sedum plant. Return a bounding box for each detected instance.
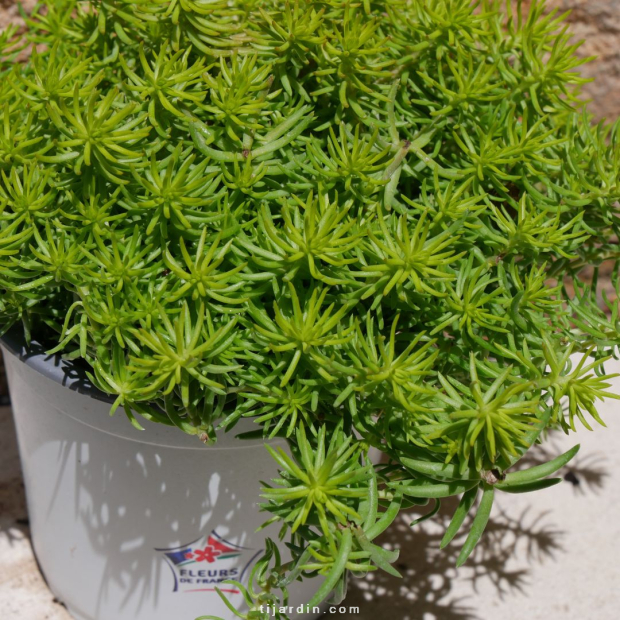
[1,0,620,616]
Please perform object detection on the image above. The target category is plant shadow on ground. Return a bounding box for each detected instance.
[323,440,607,620]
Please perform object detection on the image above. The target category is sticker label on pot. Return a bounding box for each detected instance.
[156,530,262,594]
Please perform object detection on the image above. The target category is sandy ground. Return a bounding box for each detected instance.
[1,366,620,620]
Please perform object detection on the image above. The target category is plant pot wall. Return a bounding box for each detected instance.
[0,339,323,620]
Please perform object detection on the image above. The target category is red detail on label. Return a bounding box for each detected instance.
[181,536,241,564]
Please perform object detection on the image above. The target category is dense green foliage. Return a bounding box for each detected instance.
[1,0,620,616]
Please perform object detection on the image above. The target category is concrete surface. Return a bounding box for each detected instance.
[1,366,620,620]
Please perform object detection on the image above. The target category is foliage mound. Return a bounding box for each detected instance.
[1,0,620,616]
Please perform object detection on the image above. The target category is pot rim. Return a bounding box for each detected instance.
[0,325,114,405]
[1,326,287,450]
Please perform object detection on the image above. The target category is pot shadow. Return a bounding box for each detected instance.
[323,437,608,620]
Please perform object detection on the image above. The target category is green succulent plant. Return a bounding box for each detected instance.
[1,0,620,618]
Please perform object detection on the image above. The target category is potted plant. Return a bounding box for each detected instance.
[1,0,619,618]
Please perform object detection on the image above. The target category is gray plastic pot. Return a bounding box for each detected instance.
[1,330,325,620]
